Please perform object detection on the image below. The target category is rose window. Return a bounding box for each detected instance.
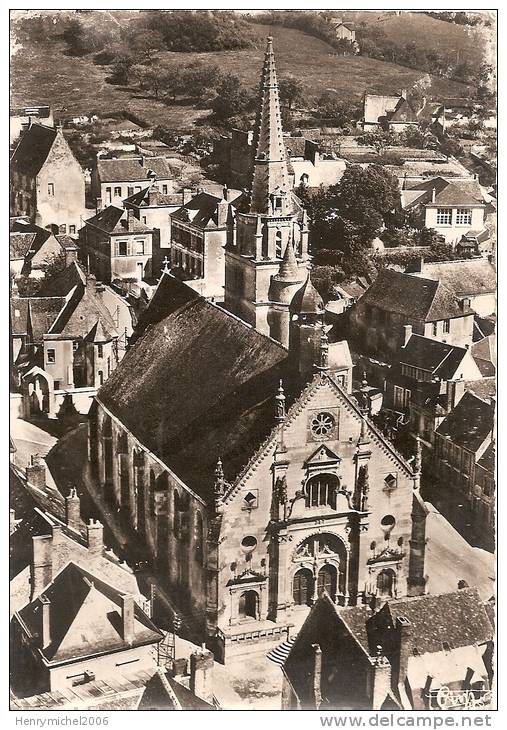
[310,412,335,438]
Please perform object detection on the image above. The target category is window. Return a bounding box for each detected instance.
[73,341,79,352]
[436,208,452,225]
[47,182,54,196]
[97,344,104,358]
[69,225,76,235]
[162,185,168,194]
[106,187,112,204]
[443,319,450,334]
[127,187,134,196]
[394,386,410,410]
[456,208,472,226]
[114,186,122,197]
[54,380,60,391]
[59,224,66,234]
[135,239,145,255]
[310,412,336,439]
[432,322,438,337]
[384,474,397,492]
[275,231,282,258]
[46,349,55,363]
[98,370,104,385]
[118,240,128,256]
[305,474,339,509]
[142,216,147,224]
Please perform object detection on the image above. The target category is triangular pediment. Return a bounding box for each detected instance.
[305,444,341,465]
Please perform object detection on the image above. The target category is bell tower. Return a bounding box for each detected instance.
[288,274,326,380]
[224,37,309,344]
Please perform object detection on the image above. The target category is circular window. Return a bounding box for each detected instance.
[241,536,257,553]
[381,515,396,529]
[310,412,335,439]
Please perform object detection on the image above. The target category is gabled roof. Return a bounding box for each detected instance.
[98,274,289,501]
[84,206,152,235]
[399,334,469,380]
[363,94,401,124]
[39,261,87,297]
[123,186,185,208]
[17,562,162,663]
[49,284,118,341]
[404,176,486,208]
[436,391,494,453]
[10,232,37,260]
[97,156,177,183]
[171,190,243,229]
[389,97,418,124]
[338,587,493,657]
[10,297,66,339]
[360,269,467,322]
[408,259,495,298]
[10,123,57,177]
[55,234,78,250]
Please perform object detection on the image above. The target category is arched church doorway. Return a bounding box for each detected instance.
[293,568,314,606]
[239,590,259,620]
[317,564,337,597]
[376,568,395,597]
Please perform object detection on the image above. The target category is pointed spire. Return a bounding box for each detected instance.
[251,37,290,214]
[277,237,299,281]
[275,379,286,422]
[290,272,324,315]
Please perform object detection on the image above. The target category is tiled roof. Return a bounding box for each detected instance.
[10,232,37,260]
[10,123,57,177]
[97,156,177,183]
[39,261,87,297]
[399,335,468,380]
[10,297,66,340]
[16,562,162,663]
[360,269,467,322]
[464,378,496,402]
[171,190,242,229]
[408,259,495,298]
[436,391,494,453]
[404,176,486,208]
[338,587,493,657]
[55,234,78,250]
[84,206,152,234]
[10,222,53,259]
[98,274,289,501]
[123,186,184,208]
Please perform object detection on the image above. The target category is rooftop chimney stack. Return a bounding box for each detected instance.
[86,519,104,555]
[182,188,192,204]
[189,648,214,705]
[395,616,412,688]
[311,644,323,710]
[65,488,81,531]
[121,594,135,645]
[40,594,51,649]
[402,324,413,348]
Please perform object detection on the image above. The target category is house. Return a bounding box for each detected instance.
[11,263,119,417]
[10,123,86,234]
[92,156,177,210]
[362,92,419,131]
[406,257,496,317]
[11,562,163,694]
[10,221,78,279]
[401,176,488,247]
[433,391,495,532]
[330,17,356,43]
[10,103,54,146]
[281,588,494,710]
[349,269,475,361]
[384,333,483,415]
[170,187,244,300]
[80,206,154,284]
[87,268,427,663]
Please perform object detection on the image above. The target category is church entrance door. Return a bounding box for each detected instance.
[293,568,314,606]
[239,590,259,620]
[317,564,337,599]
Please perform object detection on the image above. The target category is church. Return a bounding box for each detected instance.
[86,38,428,663]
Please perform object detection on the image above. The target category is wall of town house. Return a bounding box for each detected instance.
[36,134,86,232]
[216,379,417,631]
[425,206,485,245]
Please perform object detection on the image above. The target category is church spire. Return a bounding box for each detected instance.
[251,37,290,214]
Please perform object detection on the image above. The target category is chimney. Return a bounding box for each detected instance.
[40,594,51,649]
[223,185,231,202]
[217,200,229,228]
[401,89,407,99]
[65,488,81,531]
[189,648,214,705]
[26,455,46,490]
[371,647,392,710]
[86,519,104,555]
[311,643,323,710]
[445,380,456,413]
[121,594,135,645]
[459,297,472,312]
[402,324,412,347]
[182,187,192,204]
[394,616,412,688]
[431,187,436,203]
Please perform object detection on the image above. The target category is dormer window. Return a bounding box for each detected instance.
[275,196,282,209]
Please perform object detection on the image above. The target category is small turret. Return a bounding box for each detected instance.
[289,274,325,381]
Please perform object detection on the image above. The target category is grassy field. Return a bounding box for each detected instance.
[11,19,476,131]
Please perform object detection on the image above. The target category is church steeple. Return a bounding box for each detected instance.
[251,37,290,214]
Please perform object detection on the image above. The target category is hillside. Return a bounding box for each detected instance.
[11,19,475,131]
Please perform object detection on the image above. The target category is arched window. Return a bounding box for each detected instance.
[293,568,314,606]
[305,474,338,508]
[317,564,337,598]
[239,590,259,620]
[376,569,395,597]
[275,230,282,258]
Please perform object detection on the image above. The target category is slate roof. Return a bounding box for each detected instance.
[171,190,243,229]
[16,562,162,663]
[97,156,176,183]
[389,97,418,124]
[408,259,495,298]
[436,391,494,453]
[10,297,66,339]
[98,274,290,501]
[338,587,493,657]
[84,206,152,235]
[39,261,87,297]
[403,176,486,208]
[360,269,467,322]
[10,123,57,177]
[399,335,469,380]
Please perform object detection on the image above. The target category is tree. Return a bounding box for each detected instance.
[357,130,398,156]
[315,92,360,128]
[335,164,401,225]
[109,52,136,85]
[131,30,164,64]
[279,76,304,110]
[440,136,464,160]
[212,76,255,121]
